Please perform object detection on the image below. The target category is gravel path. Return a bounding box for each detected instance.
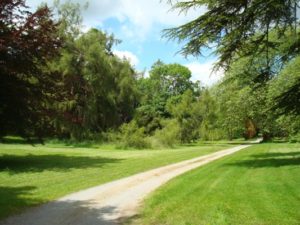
[1,145,252,225]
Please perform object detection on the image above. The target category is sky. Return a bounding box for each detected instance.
[27,0,223,86]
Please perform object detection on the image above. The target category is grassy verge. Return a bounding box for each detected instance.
[135,143,300,225]
[0,141,232,219]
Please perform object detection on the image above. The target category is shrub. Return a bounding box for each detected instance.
[199,126,225,141]
[119,121,151,149]
[152,119,180,147]
[100,129,119,143]
[289,133,300,143]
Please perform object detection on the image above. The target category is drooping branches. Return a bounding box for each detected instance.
[164,0,299,70]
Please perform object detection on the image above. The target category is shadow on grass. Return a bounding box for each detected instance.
[0,137,41,145]
[49,142,101,149]
[251,151,300,158]
[225,151,300,168]
[0,136,102,148]
[63,143,99,148]
[197,141,257,145]
[0,193,136,225]
[0,154,121,173]
[187,143,233,147]
[0,186,40,220]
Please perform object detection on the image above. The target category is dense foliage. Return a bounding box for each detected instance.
[165,0,300,114]
[1,1,139,141]
[0,0,61,139]
[51,29,139,140]
[165,0,299,68]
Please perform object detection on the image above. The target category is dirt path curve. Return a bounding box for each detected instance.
[1,144,253,225]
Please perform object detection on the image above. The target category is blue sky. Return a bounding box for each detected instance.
[27,0,222,85]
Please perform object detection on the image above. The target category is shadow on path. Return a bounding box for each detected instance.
[0,198,133,225]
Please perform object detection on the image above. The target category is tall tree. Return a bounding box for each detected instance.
[51,28,139,140]
[135,61,201,134]
[167,90,202,142]
[165,0,300,113]
[0,0,61,138]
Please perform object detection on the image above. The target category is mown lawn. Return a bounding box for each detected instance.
[136,143,300,225]
[0,141,231,220]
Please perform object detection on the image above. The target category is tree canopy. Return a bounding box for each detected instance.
[165,0,300,114]
[165,0,299,68]
[0,0,61,138]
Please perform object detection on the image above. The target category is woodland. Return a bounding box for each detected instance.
[1,0,299,147]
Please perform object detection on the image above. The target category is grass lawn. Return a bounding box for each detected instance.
[0,141,232,220]
[135,143,300,225]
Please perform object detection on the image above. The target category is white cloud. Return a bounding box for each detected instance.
[113,50,139,66]
[121,24,135,38]
[144,70,150,78]
[26,0,205,40]
[185,61,224,86]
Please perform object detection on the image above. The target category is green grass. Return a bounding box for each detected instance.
[136,143,300,225]
[0,141,232,220]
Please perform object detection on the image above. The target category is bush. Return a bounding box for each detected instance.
[100,129,119,143]
[152,119,180,147]
[119,121,151,149]
[199,126,225,141]
[289,133,300,143]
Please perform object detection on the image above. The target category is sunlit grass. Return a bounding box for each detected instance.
[136,143,300,225]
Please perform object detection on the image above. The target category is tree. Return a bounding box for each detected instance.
[51,28,139,140]
[212,42,300,140]
[272,56,300,114]
[165,0,299,69]
[167,90,202,142]
[165,0,300,114]
[139,61,196,116]
[197,89,221,141]
[0,0,61,138]
[135,61,201,134]
[149,61,195,96]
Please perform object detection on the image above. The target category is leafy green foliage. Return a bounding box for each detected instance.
[50,25,138,139]
[271,56,300,114]
[135,61,201,137]
[165,0,300,114]
[167,90,202,142]
[165,0,299,69]
[118,121,150,149]
[153,119,180,147]
[149,60,196,96]
[198,90,223,140]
